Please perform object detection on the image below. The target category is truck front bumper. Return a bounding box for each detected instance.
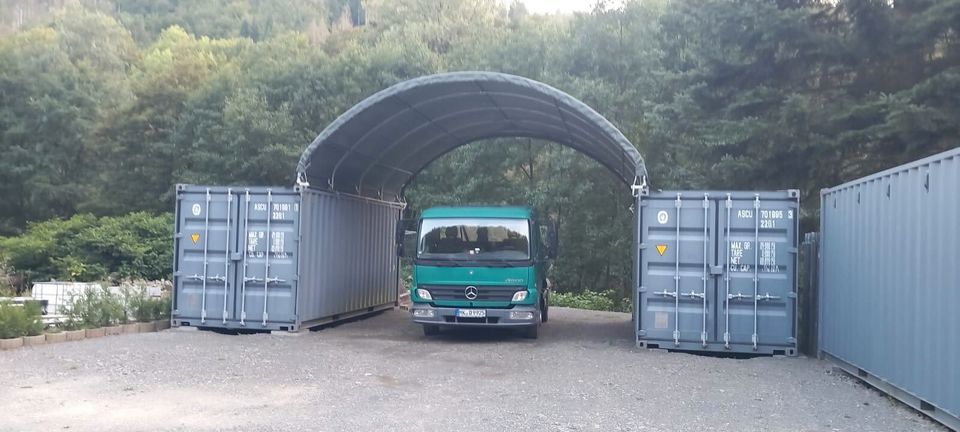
[411,304,539,327]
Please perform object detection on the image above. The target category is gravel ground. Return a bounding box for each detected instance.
[0,307,944,432]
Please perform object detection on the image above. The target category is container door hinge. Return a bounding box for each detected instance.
[638,286,647,293]
[787,291,797,298]
[709,266,724,276]
[638,330,647,337]
[787,337,797,344]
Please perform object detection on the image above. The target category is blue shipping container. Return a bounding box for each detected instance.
[819,147,960,431]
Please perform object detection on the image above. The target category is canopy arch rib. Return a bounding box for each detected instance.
[296,72,646,199]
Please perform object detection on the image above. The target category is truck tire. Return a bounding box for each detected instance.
[423,325,440,336]
[522,323,539,339]
[540,298,549,323]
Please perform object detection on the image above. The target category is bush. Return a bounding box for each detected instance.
[153,296,171,320]
[22,301,45,336]
[550,290,631,313]
[0,300,43,339]
[63,286,125,330]
[0,212,173,286]
[124,286,153,323]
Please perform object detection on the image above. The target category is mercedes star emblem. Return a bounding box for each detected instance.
[464,286,478,300]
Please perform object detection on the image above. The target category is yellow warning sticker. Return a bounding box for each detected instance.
[191,233,200,244]
[656,244,668,256]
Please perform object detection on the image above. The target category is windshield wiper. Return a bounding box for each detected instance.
[416,258,466,267]
[478,258,528,267]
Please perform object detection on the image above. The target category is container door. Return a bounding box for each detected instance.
[639,193,716,348]
[717,193,797,352]
[235,190,300,329]
[174,187,236,325]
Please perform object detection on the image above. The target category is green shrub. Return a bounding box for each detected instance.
[0,300,43,339]
[63,286,126,329]
[0,212,173,285]
[22,301,44,336]
[125,286,153,323]
[550,290,631,313]
[152,296,171,320]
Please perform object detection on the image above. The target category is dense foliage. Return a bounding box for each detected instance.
[0,213,173,284]
[62,285,170,330]
[550,290,632,313]
[0,0,957,303]
[0,300,44,338]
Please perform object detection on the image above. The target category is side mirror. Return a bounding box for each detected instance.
[396,219,417,257]
[546,219,559,259]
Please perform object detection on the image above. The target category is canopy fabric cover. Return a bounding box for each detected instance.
[296,72,646,199]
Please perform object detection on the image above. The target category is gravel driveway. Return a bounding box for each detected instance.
[0,307,943,432]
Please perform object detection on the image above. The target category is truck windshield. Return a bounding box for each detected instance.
[418,218,530,261]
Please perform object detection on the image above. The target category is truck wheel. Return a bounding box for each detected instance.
[522,323,539,339]
[541,299,549,323]
[423,325,440,336]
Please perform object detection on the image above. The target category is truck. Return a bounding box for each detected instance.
[407,206,557,339]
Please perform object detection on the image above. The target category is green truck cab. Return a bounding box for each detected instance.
[407,206,557,339]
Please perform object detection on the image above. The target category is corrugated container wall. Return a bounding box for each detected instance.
[172,185,401,332]
[636,190,799,355]
[819,147,960,430]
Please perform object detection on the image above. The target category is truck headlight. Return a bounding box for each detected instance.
[416,288,432,300]
[511,290,528,302]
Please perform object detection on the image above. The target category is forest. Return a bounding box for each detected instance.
[0,0,957,302]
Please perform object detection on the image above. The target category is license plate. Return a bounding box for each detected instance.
[456,309,486,318]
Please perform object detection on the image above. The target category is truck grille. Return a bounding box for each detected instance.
[421,285,523,302]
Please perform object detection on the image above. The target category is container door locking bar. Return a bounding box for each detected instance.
[673,193,682,346]
[723,194,732,349]
[752,194,760,351]
[262,190,273,327]
[200,189,211,324]
[222,189,232,324]
[239,190,250,326]
[699,194,709,347]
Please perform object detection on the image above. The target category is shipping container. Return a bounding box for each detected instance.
[172,185,402,332]
[635,190,799,355]
[819,147,960,431]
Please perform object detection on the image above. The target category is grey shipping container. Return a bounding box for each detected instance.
[635,190,799,355]
[819,147,960,431]
[172,185,402,331]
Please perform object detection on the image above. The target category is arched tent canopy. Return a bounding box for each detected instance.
[296,72,646,199]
